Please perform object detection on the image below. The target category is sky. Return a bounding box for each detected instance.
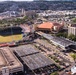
[0,0,74,2]
[0,0,33,2]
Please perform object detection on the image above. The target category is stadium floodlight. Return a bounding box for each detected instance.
[10,24,14,42]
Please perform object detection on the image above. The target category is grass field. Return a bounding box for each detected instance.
[0,34,22,43]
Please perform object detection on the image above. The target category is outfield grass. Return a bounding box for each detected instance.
[0,34,22,43]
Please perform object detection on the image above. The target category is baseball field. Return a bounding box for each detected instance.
[0,27,23,43]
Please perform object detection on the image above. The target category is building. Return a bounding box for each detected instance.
[68,24,76,36]
[0,47,23,75]
[14,45,58,75]
[71,65,76,75]
[25,10,36,18]
[36,22,64,33]
[0,11,20,20]
[35,31,76,50]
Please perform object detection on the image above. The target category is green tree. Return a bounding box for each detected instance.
[68,34,76,41]
[56,32,67,38]
[71,53,76,61]
[73,18,76,23]
[50,72,59,75]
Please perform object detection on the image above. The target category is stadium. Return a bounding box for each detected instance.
[0,26,23,43]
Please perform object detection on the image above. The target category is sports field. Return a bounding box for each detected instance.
[0,34,22,43]
[0,27,23,43]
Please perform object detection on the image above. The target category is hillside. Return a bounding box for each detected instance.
[0,1,76,13]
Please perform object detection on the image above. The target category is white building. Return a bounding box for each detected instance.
[68,24,76,36]
[71,65,76,75]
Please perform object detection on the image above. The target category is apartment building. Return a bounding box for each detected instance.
[68,24,76,35]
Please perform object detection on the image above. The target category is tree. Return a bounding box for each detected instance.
[68,34,76,41]
[50,72,59,75]
[56,32,67,38]
[70,53,76,61]
[73,18,76,23]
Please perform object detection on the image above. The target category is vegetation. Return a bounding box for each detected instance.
[48,55,60,63]
[70,53,76,61]
[56,32,67,38]
[72,18,76,23]
[50,72,59,75]
[0,11,39,27]
[68,34,76,41]
[0,15,36,27]
[0,1,76,13]
[56,31,76,41]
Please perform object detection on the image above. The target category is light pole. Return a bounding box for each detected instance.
[10,24,14,42]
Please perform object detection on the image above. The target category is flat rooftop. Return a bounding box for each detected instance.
[36,31,75,48]
[0,47,23,73]
[52,37,74,47]
[14,44,39,57]
[21,53,53,70]
[14,45,54,71]
[0,52,7,68]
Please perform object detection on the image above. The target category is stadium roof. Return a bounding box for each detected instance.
[14,44,54,70]
[36,31,76,48]
[14,44,39,57]
[21,53,54,70]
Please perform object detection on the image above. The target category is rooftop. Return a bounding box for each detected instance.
[14,45,54,70]
[21,53,53,70]
[37,22,53,29]
[0,47,23,73]
[37,22,64,32]
[36,31,75,48]
[14,44,39,57]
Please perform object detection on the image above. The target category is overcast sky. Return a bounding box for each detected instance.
[0,0,73,2]
[0,0,33,2]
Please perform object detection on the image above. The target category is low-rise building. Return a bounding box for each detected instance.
[0,47,23,75]
[0,11,20,20]
[36,22,64,33]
